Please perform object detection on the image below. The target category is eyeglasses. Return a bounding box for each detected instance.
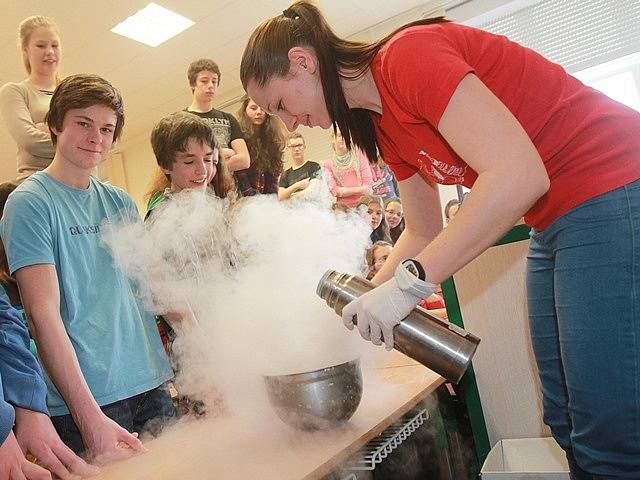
[385,209,403,217]
[288,143,305,149]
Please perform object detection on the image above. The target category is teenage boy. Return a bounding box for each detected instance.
[185,58,249,173]
[1,75,175,464]
[145,112,231,348]
[0,293,98,479]
[278,132,321,200]
[145,112,235,416]
[146,111,232,220]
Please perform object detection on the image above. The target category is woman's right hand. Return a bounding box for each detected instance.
[79,414,147,466]
[0,431,52,480]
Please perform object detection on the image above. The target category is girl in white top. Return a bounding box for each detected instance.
[0,16,61,182]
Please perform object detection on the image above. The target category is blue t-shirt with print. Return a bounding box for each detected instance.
[1,172,173,416]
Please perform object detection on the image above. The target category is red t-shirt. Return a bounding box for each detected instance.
[370,23,640,230]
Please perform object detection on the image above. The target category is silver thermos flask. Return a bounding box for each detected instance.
[316,270,480,383]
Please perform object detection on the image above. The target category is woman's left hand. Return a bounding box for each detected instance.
[342,278,421,349]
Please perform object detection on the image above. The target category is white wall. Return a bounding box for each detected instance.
[0,154,17,184]
[117,136,157,214]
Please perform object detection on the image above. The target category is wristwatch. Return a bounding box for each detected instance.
[395,259,436,299]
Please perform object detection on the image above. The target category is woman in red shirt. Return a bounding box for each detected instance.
[240,2,640,477]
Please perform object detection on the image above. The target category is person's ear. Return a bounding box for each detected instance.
[50,124,60,136]
[287,46,317,74]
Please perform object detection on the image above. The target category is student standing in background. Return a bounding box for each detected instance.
[185,59,249,175]
[356,195,391,244]
[324,128,373,208]
[0,16,61,183]
[145,112,234,417]
[235,95,286,196]
[370,157,399,201]
[278,132,321,200]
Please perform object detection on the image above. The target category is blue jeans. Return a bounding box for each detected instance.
[51,384,176,455]
[527,179,640,479]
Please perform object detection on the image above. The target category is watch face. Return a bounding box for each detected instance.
[402,259,425,281]
[403,260,419,278]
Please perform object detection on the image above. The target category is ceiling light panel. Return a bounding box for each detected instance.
[111,3,194,47]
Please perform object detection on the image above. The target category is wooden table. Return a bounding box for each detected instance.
[96,351,443,479]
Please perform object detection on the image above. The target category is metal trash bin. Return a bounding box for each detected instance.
[481,437,570,479]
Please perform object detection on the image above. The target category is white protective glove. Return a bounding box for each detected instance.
[342,277,422,350]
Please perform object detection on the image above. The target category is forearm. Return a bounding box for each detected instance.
[416,171,545,284]
[0,88,54,158]
[14,121,54,158]
[29,310,101,426]
[372,226,437,285]
[225,152,250,172]
[278,185,297,200]
[337,185,369,197]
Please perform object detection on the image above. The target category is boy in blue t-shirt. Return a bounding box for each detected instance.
[1,74,175,464]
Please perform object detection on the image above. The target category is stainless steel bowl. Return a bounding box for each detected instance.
[264,359,363,430]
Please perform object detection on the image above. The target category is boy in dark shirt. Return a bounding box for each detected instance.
[185,58,249,174]
[278,132,321,200]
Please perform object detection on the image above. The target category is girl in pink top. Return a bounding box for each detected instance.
[323,128,373,208]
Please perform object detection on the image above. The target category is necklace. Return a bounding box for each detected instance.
[331,150,361,187]
[333,150,354,169]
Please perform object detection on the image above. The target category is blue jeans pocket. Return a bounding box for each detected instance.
[561,191,625,224]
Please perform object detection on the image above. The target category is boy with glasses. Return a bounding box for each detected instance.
[278,132,321,200]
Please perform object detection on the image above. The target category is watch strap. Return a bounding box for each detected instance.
[395,260,436,299]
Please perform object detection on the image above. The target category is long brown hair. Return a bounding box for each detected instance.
[236,95,285,176]
[240,0,446,162]
[357,195,391,243]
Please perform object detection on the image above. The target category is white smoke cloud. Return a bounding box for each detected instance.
[102,190,376,421]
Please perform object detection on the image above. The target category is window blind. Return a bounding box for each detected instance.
[475,0,640,73]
